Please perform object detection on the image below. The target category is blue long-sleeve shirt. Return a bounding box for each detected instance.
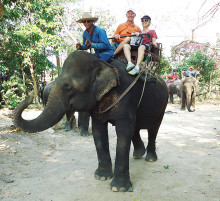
[80,24,114,58]
[185,70,196,77]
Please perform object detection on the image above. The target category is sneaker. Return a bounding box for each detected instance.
[128,66,140,75]
[126,62,135,71]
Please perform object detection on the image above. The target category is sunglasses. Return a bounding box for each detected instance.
[141,19,149,22]
[82,20,92,23]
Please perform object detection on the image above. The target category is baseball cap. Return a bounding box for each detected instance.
[126,8,136,14]
[141,15,151,20]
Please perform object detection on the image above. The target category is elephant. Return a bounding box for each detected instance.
[77,111,90,136]
[38,81,46,104]
[13,51,168,192]
[42,81,54,106]
[179,77,199,112]
[167,79,181,104]
[42,81,90,136]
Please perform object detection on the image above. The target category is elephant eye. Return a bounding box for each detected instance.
[64,84,72,90]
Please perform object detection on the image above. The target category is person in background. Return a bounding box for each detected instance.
[76,12,114,63]
[186,67,196,77]
[181,67,199,81]
[167,67,179,83]
[182,67,198,78]
[123,15,158,75]
[113,8,141,56]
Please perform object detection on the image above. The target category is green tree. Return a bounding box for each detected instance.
[186,50,218,98]
[0,0,64,108]
[58,5,116,55]
[1,71,29,109]
[156,55,171,78]
[171,39,219,99]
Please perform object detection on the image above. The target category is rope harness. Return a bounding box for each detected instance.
[137,54,151,107]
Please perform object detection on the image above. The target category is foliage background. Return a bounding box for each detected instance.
[0,0,219,108]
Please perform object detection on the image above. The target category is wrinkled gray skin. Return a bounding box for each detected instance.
[13,51,168,192]
[179,77,199,112]
[43,81,90,136]
[167,79,181,104]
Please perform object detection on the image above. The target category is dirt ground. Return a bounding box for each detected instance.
[0,100,220,201]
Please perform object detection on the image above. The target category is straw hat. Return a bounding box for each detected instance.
[76,12,98,23]
[188,66,194,70]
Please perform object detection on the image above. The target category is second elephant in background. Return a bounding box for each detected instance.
[179,77,199,112]
[42,81,90,136]
[167,79,181,104]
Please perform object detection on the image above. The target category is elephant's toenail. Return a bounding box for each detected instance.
[128,187,133,192]
[111,187,118,192]
[119,187,126,192]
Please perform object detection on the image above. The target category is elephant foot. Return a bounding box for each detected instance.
[145,151,157,162]
[180,107,185,111]
[133,145,146,159]
[80,129,90,136]
[110,176,133,192]
[94,168,113,181]
[65,122,72,131]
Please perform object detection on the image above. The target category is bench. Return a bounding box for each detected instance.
[114,43,162,74]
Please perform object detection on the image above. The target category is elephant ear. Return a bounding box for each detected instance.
[93,60,120,101]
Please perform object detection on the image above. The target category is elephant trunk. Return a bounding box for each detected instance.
[186,91,193,112]
[186,101,191,111]
[13,94,66,133]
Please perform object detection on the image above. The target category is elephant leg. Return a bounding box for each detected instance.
[78,112,90,136]
[110,118,134,192]
[181,92,186,110]
[65,111,75,131]
[92,118,113,181]
[170,94,174,104]
[145,122,161,162]
[65,116,72,131]
[189,94,196,112]
[132,129,145,159]
[78,112,82,128]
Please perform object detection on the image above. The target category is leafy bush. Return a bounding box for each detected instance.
[156,55,171,78]
[1,72,28,109]
[170,39,219,99]
[186,50,216,83]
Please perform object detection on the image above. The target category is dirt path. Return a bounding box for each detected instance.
[0,101,220,201]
